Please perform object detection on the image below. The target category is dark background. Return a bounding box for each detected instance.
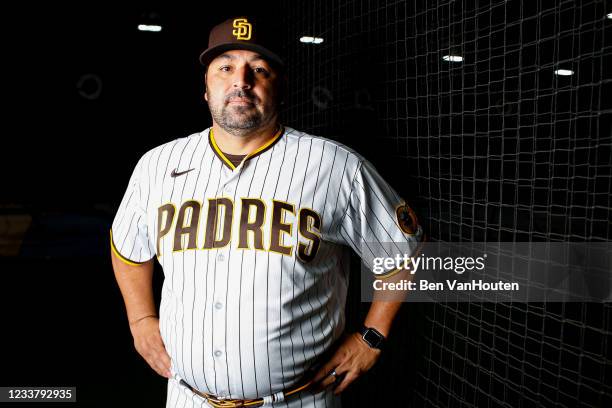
[1,0,611,407]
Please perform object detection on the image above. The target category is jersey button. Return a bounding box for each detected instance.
[214,350,223,357]
[214,301,223,309]
[217,253,225,262]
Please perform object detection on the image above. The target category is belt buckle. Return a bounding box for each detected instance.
[216,394,229,401]
[209,393,245,408]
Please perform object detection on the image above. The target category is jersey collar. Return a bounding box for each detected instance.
[209,125,285,170]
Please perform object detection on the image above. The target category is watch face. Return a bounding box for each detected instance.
[363,330,381,347]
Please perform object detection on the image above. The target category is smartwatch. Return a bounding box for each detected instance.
[360,326,386,350]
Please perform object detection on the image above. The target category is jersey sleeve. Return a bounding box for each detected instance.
[335,159,424,277]
[110,156,155,265]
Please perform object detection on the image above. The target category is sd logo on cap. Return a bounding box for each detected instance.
[232,18,252,40]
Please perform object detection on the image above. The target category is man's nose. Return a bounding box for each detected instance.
[232,66,253,89]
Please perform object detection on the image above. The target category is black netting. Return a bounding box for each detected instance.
[280,0,612,407]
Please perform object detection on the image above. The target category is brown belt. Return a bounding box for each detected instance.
[179,378,315,408]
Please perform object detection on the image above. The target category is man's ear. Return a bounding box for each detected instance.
[203,72,208,101]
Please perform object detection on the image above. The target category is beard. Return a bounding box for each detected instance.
[208,89,266,134]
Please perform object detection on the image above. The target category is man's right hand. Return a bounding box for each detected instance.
[129,316,172,378]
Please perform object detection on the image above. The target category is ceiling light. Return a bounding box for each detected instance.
[554,69,574,76]
[442,55,463,62]
[138,24,162,32]
[300,36,324,44]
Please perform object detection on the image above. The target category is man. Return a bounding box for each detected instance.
[110,16,422,408]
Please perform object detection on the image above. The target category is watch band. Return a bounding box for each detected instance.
[360,326,386,350]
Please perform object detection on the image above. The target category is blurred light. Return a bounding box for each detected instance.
[607,13,612,19]
[300,36,324,44]
[442,55,463,62]
[554,69,574,76]
[138,24,162,32]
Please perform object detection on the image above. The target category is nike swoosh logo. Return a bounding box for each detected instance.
[171,168,195,177]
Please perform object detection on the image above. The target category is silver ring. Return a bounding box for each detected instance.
[328,369,338,378]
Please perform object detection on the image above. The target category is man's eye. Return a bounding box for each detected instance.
[219,66,231,72]
[254,67,269,74]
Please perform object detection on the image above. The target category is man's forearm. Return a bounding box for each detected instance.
[363,266,414,337]
[363,300,403,337]
[111,251,157,324]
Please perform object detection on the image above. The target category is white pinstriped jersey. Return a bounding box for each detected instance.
[110,126,422,406]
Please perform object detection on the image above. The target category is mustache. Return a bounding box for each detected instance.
[225,90,258,104]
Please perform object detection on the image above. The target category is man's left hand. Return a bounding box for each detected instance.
[311,332,382,395]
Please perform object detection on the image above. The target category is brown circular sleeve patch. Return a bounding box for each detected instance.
[396,204,419,235]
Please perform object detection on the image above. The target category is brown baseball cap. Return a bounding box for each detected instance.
[199,16,284,70]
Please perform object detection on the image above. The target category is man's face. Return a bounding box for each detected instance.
[205,49,281,134]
